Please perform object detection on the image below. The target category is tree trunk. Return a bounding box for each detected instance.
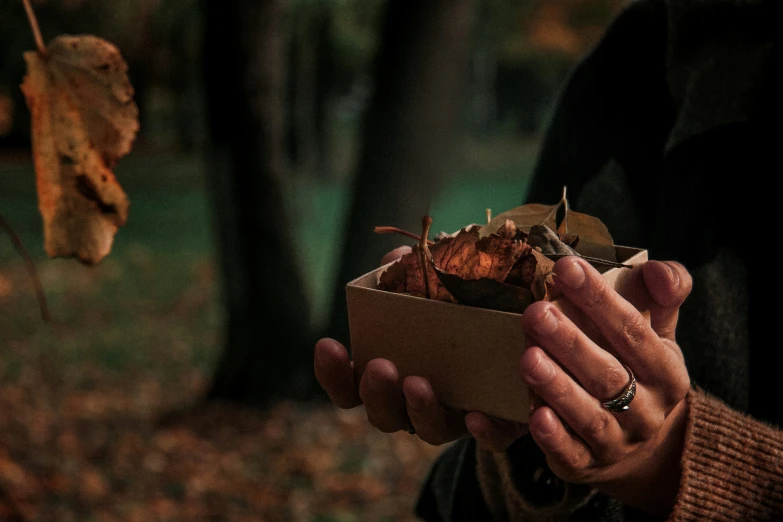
[202,0,316,405]
[286,3,334,179]
[313,3,335,179]
[326,0,478,346]
[470,46,498,135]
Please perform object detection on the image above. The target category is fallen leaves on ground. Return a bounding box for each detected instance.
[0,253,440,521]
[0,369,442,522]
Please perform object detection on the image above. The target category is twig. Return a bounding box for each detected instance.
[374,226,435,245]
[419,216,432,299]
[547,253,631,269]
[22,0,47,55]
[0,213,52,321]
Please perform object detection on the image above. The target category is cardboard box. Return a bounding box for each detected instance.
[346,246,648,423]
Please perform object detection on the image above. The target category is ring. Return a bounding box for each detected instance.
[601,365,636,412]
[406,424,416,435]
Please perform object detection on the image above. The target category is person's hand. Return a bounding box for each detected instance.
[518,256,693,517]
[314,245,528,450]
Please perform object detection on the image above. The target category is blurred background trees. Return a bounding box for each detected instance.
[0,0,630,517]
[0,0,627,404]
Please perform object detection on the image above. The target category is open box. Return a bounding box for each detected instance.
[346,246,649,423]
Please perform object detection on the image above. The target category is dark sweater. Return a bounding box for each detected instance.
[415,0,783,519]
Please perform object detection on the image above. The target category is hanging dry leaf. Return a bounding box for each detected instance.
[20,34,138,265]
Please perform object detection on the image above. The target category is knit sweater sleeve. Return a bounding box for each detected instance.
[475,387,783,521]
[669,387,783,521]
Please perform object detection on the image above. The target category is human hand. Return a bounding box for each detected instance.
[518,256,693,517]
[314,245,528,450]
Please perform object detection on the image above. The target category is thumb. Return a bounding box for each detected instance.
[642,261,693,341]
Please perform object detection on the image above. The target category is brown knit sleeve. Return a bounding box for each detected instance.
[669,387,783,521]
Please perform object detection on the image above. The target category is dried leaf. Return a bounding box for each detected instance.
[529,224,628,270]
[527,225,578,256]
[377,247,457,303]
[479,203,560,238]
[557,209,617,262]
[429,266,536,314]
[436,222,528,282]
[504,253,537,288]
[378,223,529,303]
[375,190,632,314]
[20,35,139,265]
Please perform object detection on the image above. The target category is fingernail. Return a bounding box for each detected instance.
[556,258,585,289]
[533,307,558,335]
[536,414,558,436]
[525,354,554,384]
[663,262,680,286]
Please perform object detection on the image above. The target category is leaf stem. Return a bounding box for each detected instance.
[0,213,51,322]
[420,216,433,299]
[374,226,434,245]
[547,252,631,269]
[22,0,47,55]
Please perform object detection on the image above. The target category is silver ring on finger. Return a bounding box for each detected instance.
[601,365,636,413]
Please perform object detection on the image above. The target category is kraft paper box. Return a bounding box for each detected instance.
[346,246,649,424]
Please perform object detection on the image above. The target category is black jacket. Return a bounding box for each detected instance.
[416,0,782,519]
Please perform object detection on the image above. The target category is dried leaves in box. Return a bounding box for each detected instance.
[375,189,629,314]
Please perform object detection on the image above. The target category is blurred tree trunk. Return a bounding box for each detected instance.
[313,3,335,178]
[287,6,317,175]
[326,0,477,345]
[470,46,498,134]
[287,3,334,178]
[202,0,315,405]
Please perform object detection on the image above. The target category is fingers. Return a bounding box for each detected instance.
[403,376,468,445]
[527,406,593,482]
[359,359,409,432]
[519,346,634,461]
[314,338,361,409]
[642,261,692,341]
[315,338,475,445]
[521,302,631,403]
[550,257,683,384]
[381,245,413,266]
[465,412,529,452]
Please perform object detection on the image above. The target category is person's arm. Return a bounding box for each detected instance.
[668,388,783,521]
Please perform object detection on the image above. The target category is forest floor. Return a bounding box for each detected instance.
[0,137,537,521]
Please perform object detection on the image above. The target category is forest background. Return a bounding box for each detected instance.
[0,0,626,519]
